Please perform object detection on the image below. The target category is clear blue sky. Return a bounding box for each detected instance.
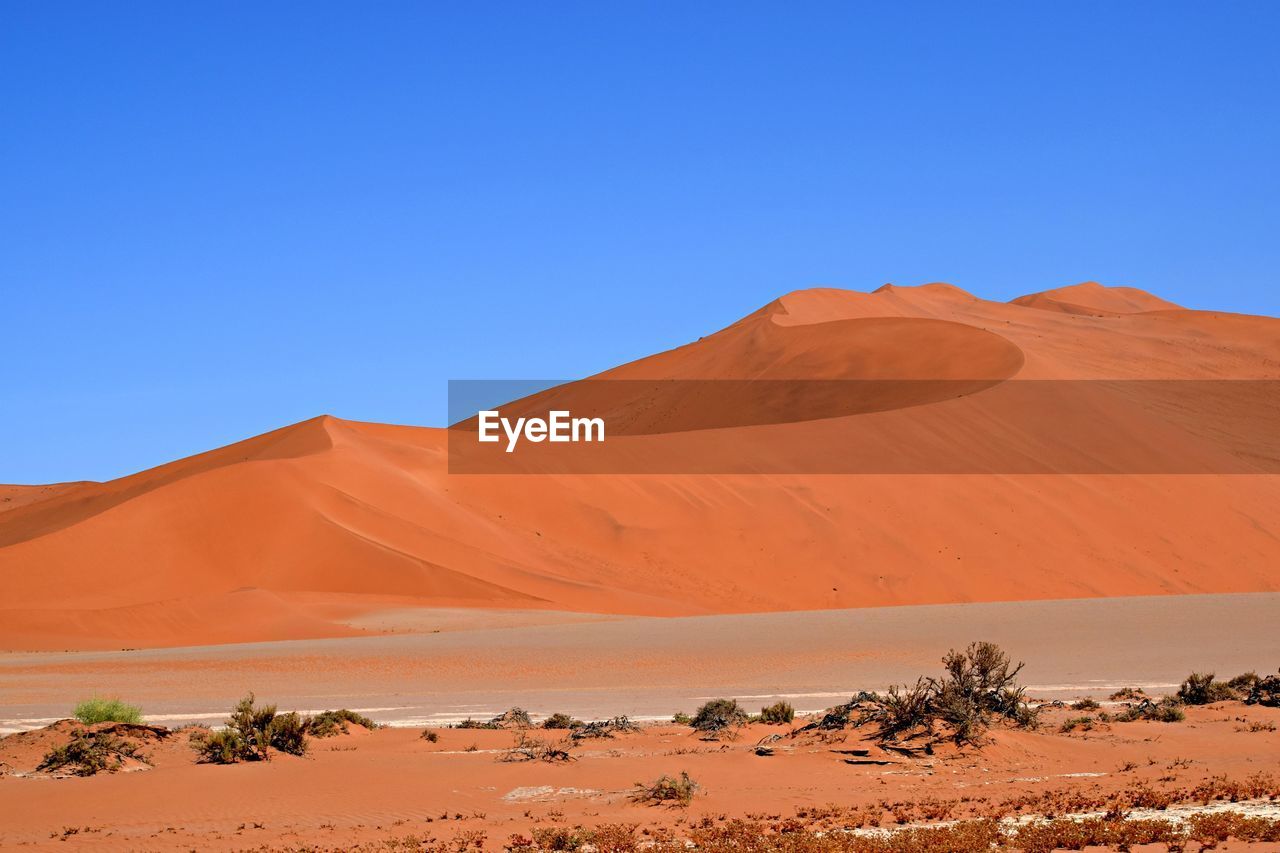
[3,1,1278,484]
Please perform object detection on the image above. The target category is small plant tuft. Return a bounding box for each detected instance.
[73,697,143,725]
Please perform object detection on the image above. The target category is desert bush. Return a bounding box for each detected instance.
[73,697,143,725]
[1109,686,1146,701]
[38,732,142,776]
[691,699,748,735]
[309,708,377,737]
[421,729,440,742]
[571,716,639,741]
[500,731,573,763]
[1115,696,1185,723]
[1070,698,1100,711]
[671,712,692,725]
[868,679,934,740]
[1245,671,1280,707]
[191,692,309,763]
[632,771,698,806]
[490,707,532,728]
[541,712,580,730]
[758,701,795,724]
[867,642,1035,745]
[1228,671,1261,692]
[1178,671,1237,705]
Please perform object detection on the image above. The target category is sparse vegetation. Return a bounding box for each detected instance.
[1114,696,1185,723]
[421,729,440,742]
[500,731,574,763]
[672,712,692,725]
[571,716,639,741]
[1178,671,1237,705]
[758,701,795,724]
[190,693,310,763]
[308,708,377,737]
[1059,716,1095,733]
[38,731,143,776]
[541,713,580,730]
[691,699,748,736]
[866,642,1037,746]
[1070,698,1100,711]
[490,707,532,728]
[632,771,698,806]
[1109,686,1146,701]
[73,697,143,725]
[1245,670,1280,707]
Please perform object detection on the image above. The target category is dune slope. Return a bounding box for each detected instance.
[1,283,1278,650]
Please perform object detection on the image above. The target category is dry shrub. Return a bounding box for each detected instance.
[38,731,143,776]
[1178,672,1237,705]
[632,771,698,806]
[500,731,573,763]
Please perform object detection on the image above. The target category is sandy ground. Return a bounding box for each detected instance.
[0,701,1277,851]
[3,594,1276,733]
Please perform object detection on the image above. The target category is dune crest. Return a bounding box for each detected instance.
[2,283,1278,650]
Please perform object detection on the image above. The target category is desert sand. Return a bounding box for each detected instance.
[1,283,1278,651]
[2,282,1279,851]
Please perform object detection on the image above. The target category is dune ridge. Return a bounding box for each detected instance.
[2,282,1278,650]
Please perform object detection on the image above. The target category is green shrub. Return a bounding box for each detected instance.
[672,712,692,725]
[759,701,795,725]
[73,697,143,725]
[1071,698,1101,711]
[309,709,377,737]
[691,699,748,735]
[191,692,309,763]
[1178,672,1237,705]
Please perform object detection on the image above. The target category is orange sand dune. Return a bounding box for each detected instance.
[1,282,1278,650]
[1011,280,1184,315]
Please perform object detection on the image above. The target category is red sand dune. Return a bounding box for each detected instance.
[1,282,1278,650]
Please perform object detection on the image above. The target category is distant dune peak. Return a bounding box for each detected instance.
[1011,281,1183,315]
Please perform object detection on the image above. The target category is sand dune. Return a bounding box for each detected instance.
[2,283,1278,650]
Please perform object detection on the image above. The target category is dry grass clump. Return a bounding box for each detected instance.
[189,693,309,763]
[73,697,143,725]
[632,771,699,806]
[1069,697,1100,711]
